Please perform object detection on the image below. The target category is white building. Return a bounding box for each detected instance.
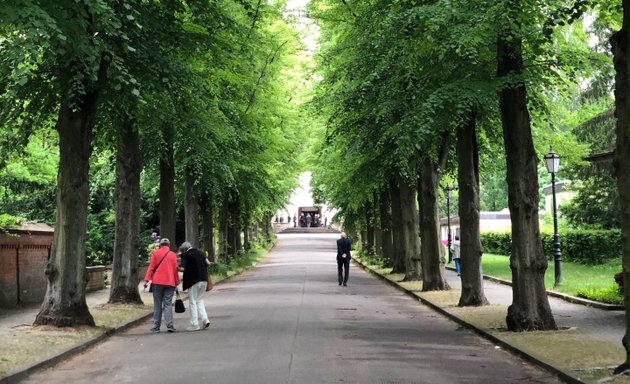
[439,179,573,239]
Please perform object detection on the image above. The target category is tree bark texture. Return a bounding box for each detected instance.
[109,113,143,305]
[184,168,199,247]
[262,214,273,243]
[389,181,406,274]
[243,221,251,252]
[399,175,421,281]
[379,189,393,263]
[227,198,241,257]
[365,202,375,256]
[159,126,176,250]
[34,99,100,327]
[456,116,488,306]
[611,2,630,372]
[200,194,215,262]
[497,34,556,331]
[418,160,446,289]
[218,197,229,260]
[373,192,383,257]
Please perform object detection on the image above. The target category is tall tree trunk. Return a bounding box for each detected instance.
[109,112,143,304]
[379,188,394,264]
[253,222,260,243]
[34,51,110,327]
[34,82,105,326]
[184,168,199,247]
[611,3,630,372]
[498,32,556,331]
[263,213,273,243]
[399,176,421,281]
[200,193,215,262]
[159,126,176,250]
[418,160,446,289]
[227,198,241,257]
[373,192,383,257]
[365,202,375,256]
[218,197,229,260]
[457,116,488,306]
[243,220,251,252]
[389,181,406,274]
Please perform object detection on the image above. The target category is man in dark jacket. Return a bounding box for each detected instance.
[179,242,210,331]
[336,232,352,286]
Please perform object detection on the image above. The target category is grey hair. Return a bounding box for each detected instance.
[179,241,192,252]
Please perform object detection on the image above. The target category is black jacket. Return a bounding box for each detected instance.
[336,237,352,259]
[180,248,207,291]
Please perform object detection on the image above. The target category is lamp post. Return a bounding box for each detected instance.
[444,185,454,263]
[544,149,562,287]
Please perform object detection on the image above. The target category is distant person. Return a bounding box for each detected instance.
[451,235,461,276]
[324,216,327,227]
[306,214,312,228]
[336,232,352,286]
[293,214,297,227]
[144,238,179,333]
[179,242,211,331]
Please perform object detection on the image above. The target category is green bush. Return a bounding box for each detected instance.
[209,260,230,277]
[481,229,621,265]
[479,232,512,256]
[0,214,23,230]
[576,285,623,304]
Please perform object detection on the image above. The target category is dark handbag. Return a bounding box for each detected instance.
[175,299,185,313]
[174,291,186,313]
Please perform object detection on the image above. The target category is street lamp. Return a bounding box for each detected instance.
[444,185,455,263]
[543,149,562,287]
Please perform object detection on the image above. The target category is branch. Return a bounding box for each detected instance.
[242,41,289,117]
[340,0,357,18]
[247,0,263,38]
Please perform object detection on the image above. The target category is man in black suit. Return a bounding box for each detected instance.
[336,232,352,286]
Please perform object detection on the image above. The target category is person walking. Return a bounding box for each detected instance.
[336,232,352,286]
[179,241,211,331]
[144,238,179,333]
[451,235,461,276]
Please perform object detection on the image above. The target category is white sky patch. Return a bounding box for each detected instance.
[284,0,319,54]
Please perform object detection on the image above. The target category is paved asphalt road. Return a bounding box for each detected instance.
[22,234,561,384]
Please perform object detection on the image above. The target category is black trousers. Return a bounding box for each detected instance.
[337,257,350,284]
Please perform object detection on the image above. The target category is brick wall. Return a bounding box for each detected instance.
[0,243,19,307]
[85,266,106,292]
[0,225,53,308]
[18,245,50,303]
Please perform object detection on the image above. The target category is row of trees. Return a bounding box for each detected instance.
[0,1,307,327]
[308,0,630,371]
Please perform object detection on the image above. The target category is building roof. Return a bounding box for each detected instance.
[4,222,54,235]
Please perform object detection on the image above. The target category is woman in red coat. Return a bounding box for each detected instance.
[144,238,180,333]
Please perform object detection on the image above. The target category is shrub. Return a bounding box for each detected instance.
[479,232,512,256]
[209,260,230,277]
[480,229,621,265]
[576,285,623,304]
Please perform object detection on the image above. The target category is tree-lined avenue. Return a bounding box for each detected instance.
[21,234,558,384]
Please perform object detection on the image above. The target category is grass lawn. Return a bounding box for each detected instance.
[482,254,622,303]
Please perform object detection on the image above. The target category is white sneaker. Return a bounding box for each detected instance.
[202,320,210,330]
[187,325,200,331]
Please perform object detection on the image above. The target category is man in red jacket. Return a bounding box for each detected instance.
[144,238,180,333]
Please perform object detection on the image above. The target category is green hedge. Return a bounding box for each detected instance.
[480,229,621,265]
